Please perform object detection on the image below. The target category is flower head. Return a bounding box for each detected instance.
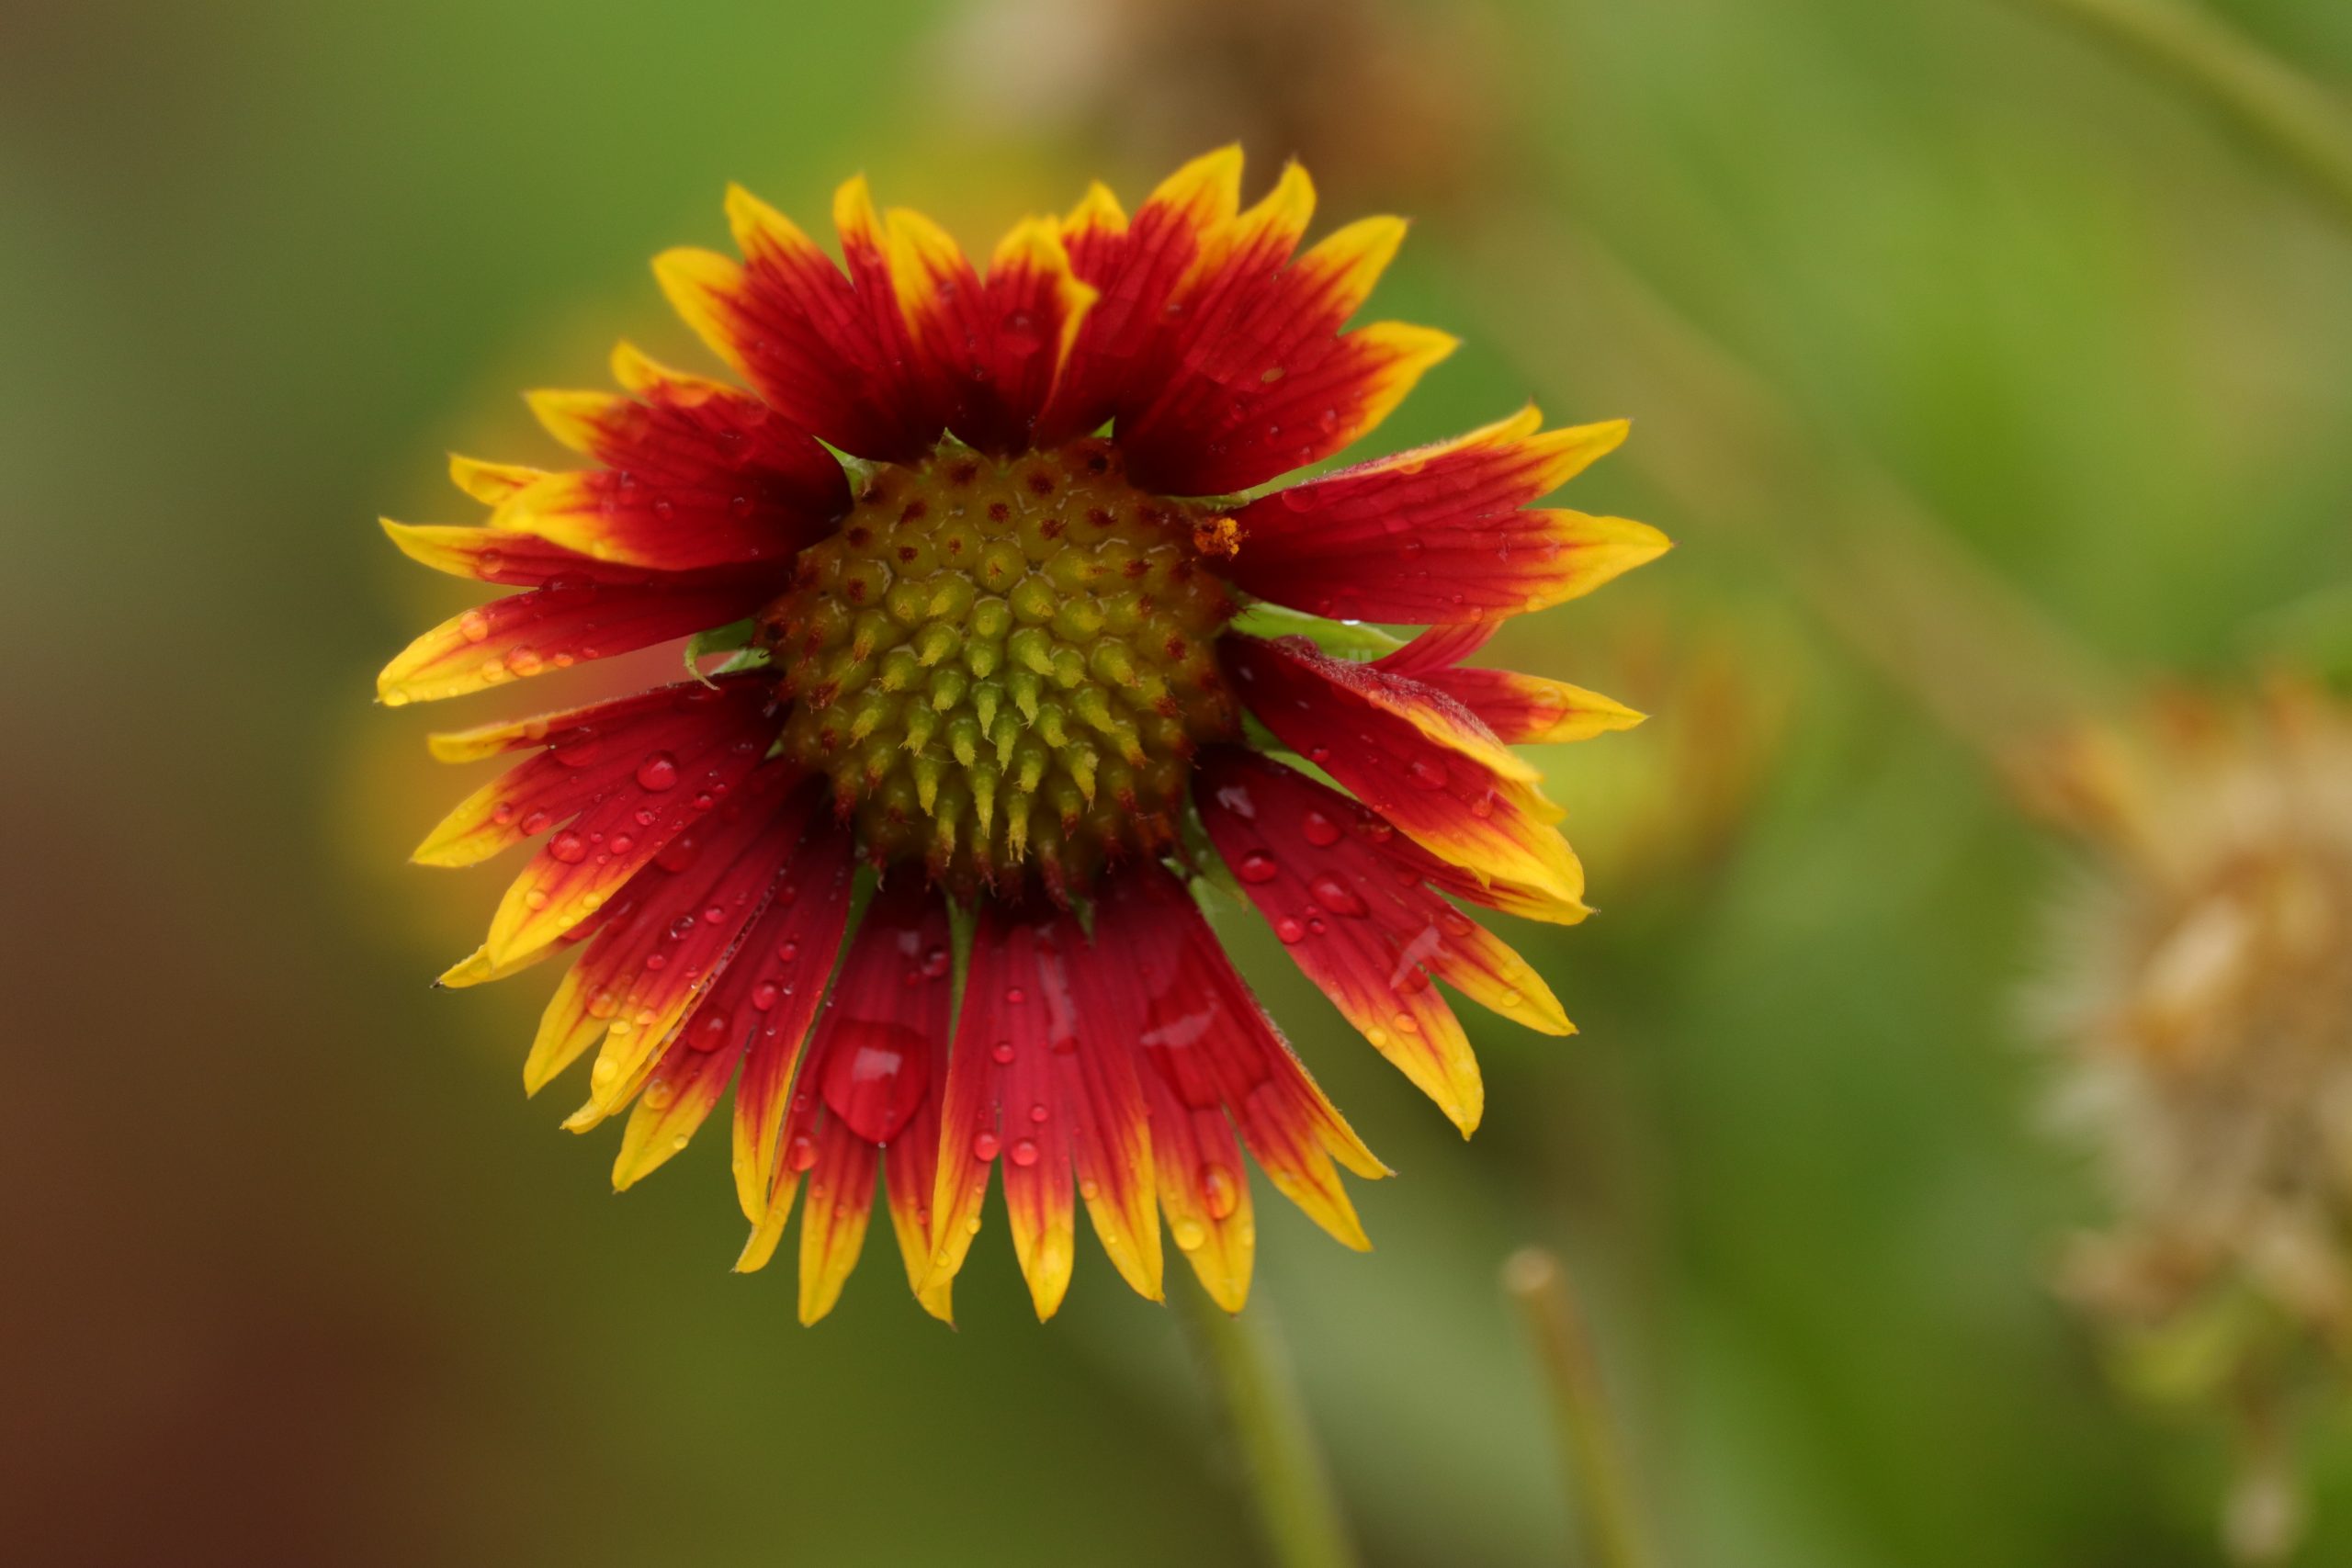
[380,149,1668,1323]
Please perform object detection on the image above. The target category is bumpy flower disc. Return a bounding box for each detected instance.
[379,148,1668,1324]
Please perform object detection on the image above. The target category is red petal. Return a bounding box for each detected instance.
[888,212,1092,457]
[654,182,939,463]
[1221,634,1587,919]
[928,899,1092,1321]
[1374,626,1645,743]
[500,346,847,571]
[794,1118,879,1325]
[1373,622,1495,675]
[379,520,740,590]
[706,812,858,1224]
[1195,750,1574,1133]
[737,878,956,1320]
[1228,409,1661,621]
[1413,665,1645,744]
[412,679,768,867]
[521,761,806,1102]
[481,691,780,967]
[1088,863,1387,1308]
[1113,168,1436,493]
[1036,148,1242,447]
[1037,152,1447,494]
[1134,321,1457,497]
[377,577,777,705]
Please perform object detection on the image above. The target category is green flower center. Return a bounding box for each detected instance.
[760,439,1239,895]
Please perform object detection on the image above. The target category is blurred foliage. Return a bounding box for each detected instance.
[7,0,2352,1563]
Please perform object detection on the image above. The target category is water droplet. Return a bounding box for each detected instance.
[636,751,680,791]
[1173,1220,1207,1252]
[1300,810,1340,847]
[991,1041,1016,1065]
[643,1077,675,1111]
[751,981,780,1011]
[786,1133,818,1172]
[1009,1138,1040,1167]
[1004,986,1026,1004]
[1200,1163,1238,1219]
[1275,917,1306,943]
[547,829,588,864]
[1237,850,1280,884]
[458,609,491,643]
[973,1132,1001,1161]
[1028,1102,1049,1123]
[1407,757,1448,790]
[1309,874,1367,917]
[688,1007,731,1051]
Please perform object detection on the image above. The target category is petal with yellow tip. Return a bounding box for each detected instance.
[377,579,770,705]
[1232,410,1662,623]
[1222,635,1589,922]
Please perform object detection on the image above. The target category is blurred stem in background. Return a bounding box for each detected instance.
[1503,1248,1660,1568]
[2018,0,2352,232]
[1174,1280,1360,1568]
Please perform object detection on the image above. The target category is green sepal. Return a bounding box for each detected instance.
[684,617,759,687]
[1228,603,1405,661]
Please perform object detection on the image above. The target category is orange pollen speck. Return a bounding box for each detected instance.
[1193,515,1245,559]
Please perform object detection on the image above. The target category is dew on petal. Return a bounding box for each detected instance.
[1309,875,1367,917]
[1200,1162,1239,1220]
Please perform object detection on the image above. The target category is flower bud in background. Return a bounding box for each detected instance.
[2021,680,2352,1562]
[923,0,1501,211]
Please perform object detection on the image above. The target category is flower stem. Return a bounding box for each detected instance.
[1175,1277,1360,1568]
[1502,1248,1659,1568]
[2020,0,2352,230]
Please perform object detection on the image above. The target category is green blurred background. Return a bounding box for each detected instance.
[9,0,2352,1562]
